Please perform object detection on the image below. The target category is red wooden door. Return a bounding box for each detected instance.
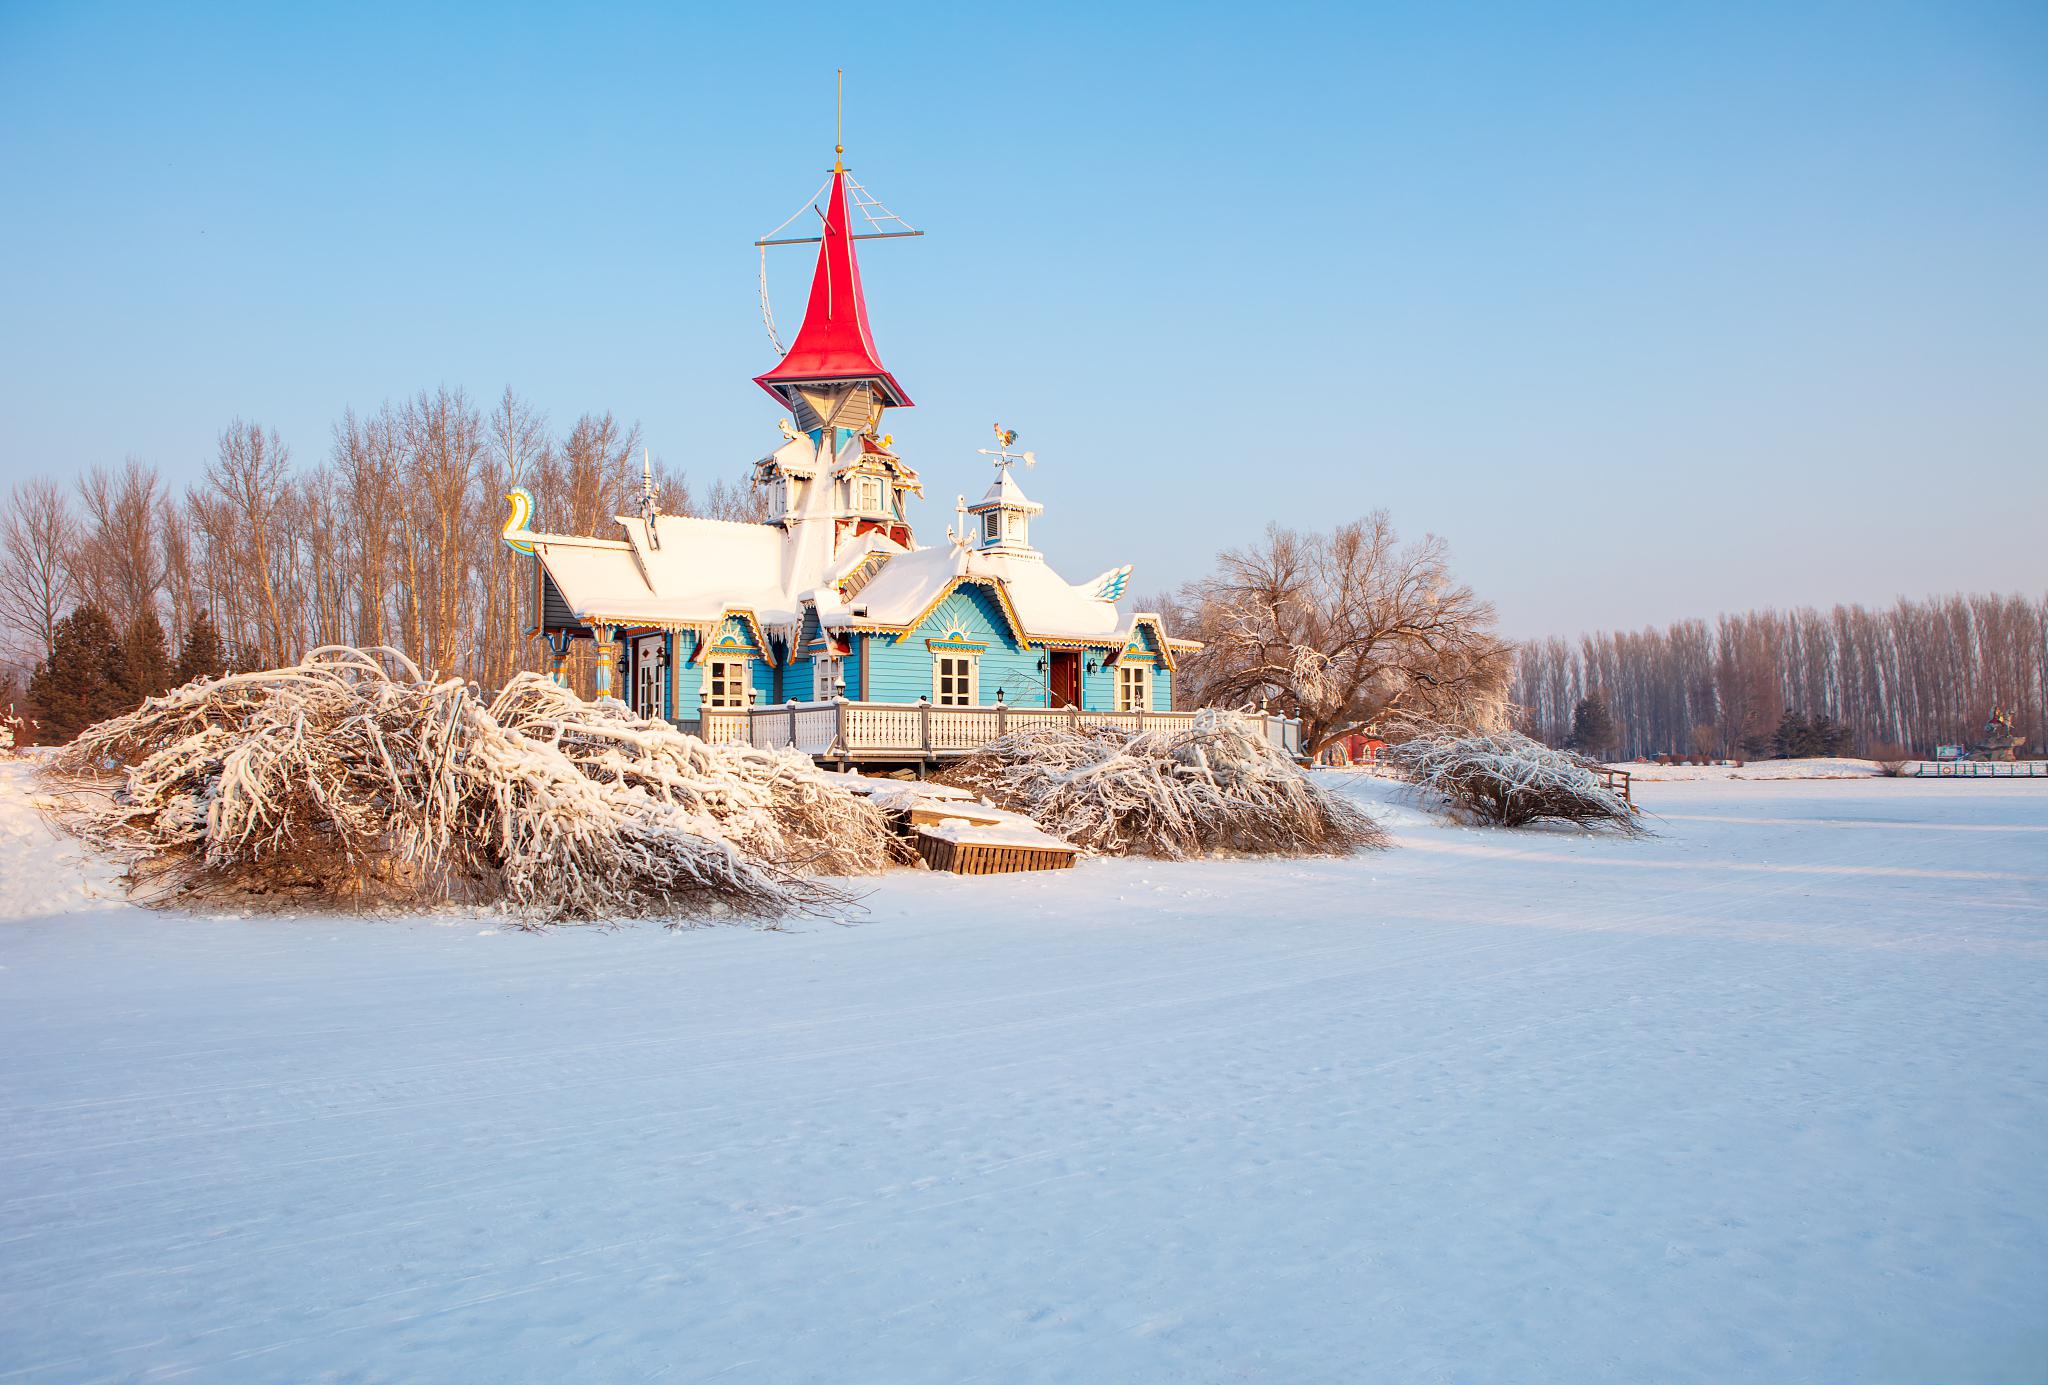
[1050,651,1081,707]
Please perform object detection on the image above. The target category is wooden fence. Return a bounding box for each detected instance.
[680,699,1305,765]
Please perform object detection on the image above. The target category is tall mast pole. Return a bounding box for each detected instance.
[835,68,844,172]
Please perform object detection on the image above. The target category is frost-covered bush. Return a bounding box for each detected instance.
[42,647,896,922]
[1389,728,1641,834]
[938,710,1385,858]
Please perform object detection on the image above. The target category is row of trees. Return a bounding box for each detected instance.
[1517,594,2047,759]
[0,387,768,740]
[6,390,2036,766]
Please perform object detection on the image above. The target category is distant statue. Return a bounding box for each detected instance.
[1973,706,2024,761]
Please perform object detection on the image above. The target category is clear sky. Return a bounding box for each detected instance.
[2,1,2042,638]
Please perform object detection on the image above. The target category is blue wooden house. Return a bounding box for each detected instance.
[503,143,1222,766]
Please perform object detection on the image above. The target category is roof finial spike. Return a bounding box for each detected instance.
[638,448,663,547]
[834,68,844,170]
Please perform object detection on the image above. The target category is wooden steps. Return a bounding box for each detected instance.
[828,772,1081,875]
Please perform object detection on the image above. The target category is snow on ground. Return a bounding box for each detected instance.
[0,759,130,922]
[1622,756,1882,781]
[1,764,2045,1383]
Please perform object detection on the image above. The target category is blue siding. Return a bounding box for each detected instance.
[669,630,703,719]
[842,635,866,700]
[1081,656,1114,711]
[864,583,1047,706]
[667,617,778,718]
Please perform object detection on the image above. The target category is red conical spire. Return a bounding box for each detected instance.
[754,168,912,409]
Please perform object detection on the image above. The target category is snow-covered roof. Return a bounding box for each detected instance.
[830,543,1128,645]
[967,468,1042,515]
[530,515,796,628]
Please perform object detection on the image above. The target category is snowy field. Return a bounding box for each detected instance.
[2,763,2045,1383]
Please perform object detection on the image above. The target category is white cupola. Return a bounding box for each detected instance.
[964,425,1046,556]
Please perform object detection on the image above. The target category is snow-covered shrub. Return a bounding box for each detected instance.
[937,710,1385,858]
[42,647,896,922]
[1388,727,1641,833]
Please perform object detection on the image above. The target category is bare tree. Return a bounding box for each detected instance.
[74,459,168,619]
[0,478,79,663]
[480,388,551,687]
[206,422,295,668]
[1172,512,1512,754]
[699,474,772,523]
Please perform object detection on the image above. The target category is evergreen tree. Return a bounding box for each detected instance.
[1772,709,1812,759]
[173,609,228,685]
[1567,694,1616,758]
[1810,714,1853,757]
[118,609,173,703]
[25,605,127,743]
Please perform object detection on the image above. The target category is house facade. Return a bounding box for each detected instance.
[504,145,1198,740]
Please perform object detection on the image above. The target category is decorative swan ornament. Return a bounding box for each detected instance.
[501,488,536,554]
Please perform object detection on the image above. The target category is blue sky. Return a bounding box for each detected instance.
[2,1,2042,637]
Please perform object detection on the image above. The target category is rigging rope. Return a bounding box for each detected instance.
[754,175,919,354]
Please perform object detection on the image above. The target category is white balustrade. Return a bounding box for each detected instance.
[687,699,1298,762]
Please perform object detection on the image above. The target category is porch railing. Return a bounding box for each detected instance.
[689,699,1304,762]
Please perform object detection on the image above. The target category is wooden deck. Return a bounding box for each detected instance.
[678,699,1305,766]
[1906,759,2047,778]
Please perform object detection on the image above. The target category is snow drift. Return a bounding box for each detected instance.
[937,710,1385,858]
[41,646,897,922]
[1390,727,1641,833]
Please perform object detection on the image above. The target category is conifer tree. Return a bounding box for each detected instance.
[1567,694,1616,758]
[173,609,228,685]
[25,604,126,743]
[1772,709,1812,759]
[119,609,173,703]
[1809,714,1852,757]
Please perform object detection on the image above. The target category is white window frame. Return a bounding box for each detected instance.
[933,652,978,707]
[1117,662,1152,713]
[812,656,841,702]
[705,656,750,710]
[857,476,882,513]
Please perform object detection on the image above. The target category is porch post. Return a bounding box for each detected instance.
[591,622,617,699]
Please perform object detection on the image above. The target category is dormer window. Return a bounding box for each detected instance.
[857,476,882,512]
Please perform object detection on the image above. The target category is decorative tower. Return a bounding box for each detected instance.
[753,132,923,558]
[753,163,912,428]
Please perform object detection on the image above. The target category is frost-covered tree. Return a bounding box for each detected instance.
[1166,512,1511,755]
